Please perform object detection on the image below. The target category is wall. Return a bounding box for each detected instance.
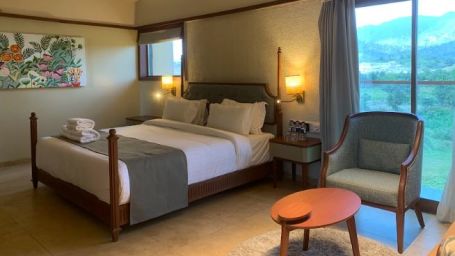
[0,17,139,163]
[0,0,136,25]
[135,0,275,25]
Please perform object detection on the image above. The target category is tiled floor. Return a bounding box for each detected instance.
[0,163,449,256]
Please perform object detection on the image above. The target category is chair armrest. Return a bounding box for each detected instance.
[398,121,424,209]
[320,116,355,187]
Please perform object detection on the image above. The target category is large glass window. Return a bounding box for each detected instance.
[356,0,455,200]
[416,0,455,199]
[357,1,412,113]
[147,39,182,76]
[138,26,183,80]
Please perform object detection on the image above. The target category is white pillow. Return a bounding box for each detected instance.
[222,99,267,134]
[162,97,207,125]
[192,99,208,125]
[207,104,252,135]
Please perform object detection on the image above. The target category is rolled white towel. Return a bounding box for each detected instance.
[66,118,95,129]
[65,123,94,131]
[61,129,100,144]
[61,125,96,136]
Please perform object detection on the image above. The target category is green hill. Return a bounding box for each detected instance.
[357,12,455,80]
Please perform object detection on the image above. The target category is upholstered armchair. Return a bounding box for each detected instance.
[320,112,425,254]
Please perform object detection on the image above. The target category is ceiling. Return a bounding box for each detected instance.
[135,0,279,25]
[0,0,287,26]
[0,0,137,25]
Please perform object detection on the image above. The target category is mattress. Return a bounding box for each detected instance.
[36,119,273,205]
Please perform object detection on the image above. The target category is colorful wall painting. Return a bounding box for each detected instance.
[0,32,86,89]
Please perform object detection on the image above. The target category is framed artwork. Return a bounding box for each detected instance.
[0,32,86,89]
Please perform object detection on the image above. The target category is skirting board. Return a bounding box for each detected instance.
[0,158,30,168]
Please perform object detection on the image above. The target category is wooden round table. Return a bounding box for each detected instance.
[271,188,361,256]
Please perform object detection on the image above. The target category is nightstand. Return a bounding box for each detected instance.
[270,137,322,188]
[125,115,161,125]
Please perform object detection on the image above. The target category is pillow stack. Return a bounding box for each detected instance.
[206,99,267,135]
[220,99,267,134]
[61,118,100,143]
[162,97,208,125]
[161,97,267,135]
[206,103,253,135]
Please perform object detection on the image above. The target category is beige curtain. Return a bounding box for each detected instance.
[437,112,455,222]
[318,0,359,150]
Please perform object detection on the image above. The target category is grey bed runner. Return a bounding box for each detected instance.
[57,132,188,225]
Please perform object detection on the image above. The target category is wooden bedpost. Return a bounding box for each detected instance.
[30,112,38,189]
[276,47,283,137]
[108,129,121,242]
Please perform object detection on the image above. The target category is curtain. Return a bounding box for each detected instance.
[138,27,182,45]
[318,0,359,151]
[437,113,455,222]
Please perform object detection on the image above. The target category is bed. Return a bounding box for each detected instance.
[29,82,283,241]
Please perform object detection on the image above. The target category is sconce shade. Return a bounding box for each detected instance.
[161,76,175,90]
[285,75,304,95]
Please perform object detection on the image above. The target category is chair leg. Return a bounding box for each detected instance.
[396,210,405,254]
[414,202,425,229]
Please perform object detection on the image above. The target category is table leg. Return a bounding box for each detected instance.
[277,159,284,180]
[292,163,296,181]
[280,224,290,256]
[347,216,360,256]
[273,158,278,188]
[301,164,309,189]
[303,229,310,251]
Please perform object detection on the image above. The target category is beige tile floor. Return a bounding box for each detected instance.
[0,163,449,256]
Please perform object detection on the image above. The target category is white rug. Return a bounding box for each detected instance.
[228,227,399,256]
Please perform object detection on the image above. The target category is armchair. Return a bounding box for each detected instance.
[320,112,425,254]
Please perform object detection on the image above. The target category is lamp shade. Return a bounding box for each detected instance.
[285,75,304,95]
[161,76,174,90]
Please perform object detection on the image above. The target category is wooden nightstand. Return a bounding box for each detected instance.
[125,115,161,125]
[270,137,322,188]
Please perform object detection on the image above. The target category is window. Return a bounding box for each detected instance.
[356,0,455,201]
[147,39,182,77]
[138,26,183,80]
[416,0,455,199]
[357,1,412,113]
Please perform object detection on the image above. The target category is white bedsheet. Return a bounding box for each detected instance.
[249,133,274,165]
[36,119,273,205]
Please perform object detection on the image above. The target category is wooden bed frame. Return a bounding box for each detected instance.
[29,83,283,242]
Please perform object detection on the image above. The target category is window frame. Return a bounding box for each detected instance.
[138,24,185,82]
[355,0,409,8]
[356,0,418,113]
[356,0,442,213]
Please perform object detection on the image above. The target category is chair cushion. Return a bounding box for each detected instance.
[326,168,400,207]
[358,139,410,174]
[439,236,455,256]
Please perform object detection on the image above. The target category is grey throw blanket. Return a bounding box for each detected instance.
[58,132,188,225]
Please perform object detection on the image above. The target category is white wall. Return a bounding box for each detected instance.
[0,0,136,25]
[135,0,276,25]
[0,17,139,163]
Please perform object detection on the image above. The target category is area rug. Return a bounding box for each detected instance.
[228,227,399,256]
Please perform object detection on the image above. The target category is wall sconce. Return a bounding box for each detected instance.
[285,75,304,104]
[161,76,176,96]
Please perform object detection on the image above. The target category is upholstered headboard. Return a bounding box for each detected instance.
[184,82,282,135]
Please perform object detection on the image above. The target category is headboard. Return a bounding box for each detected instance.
[184,82,283,136]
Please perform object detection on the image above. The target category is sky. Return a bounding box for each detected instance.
[356,0,455,27]
[173,39,183,62]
